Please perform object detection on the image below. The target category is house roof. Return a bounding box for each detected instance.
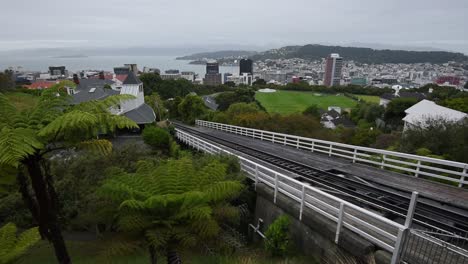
[331,117,355,128]
[123,103,156,124]
[322,109,341,119]
[380,92,426,101]
[123,72,142,85]
[403,100,467,125]
[25,81,57,89]
[71,79,119,104]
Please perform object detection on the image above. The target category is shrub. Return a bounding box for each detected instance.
[264,215,291,257]
[142,126,171,153]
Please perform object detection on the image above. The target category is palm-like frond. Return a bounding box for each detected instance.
[100,157,244,252]
[0,223,40,264]
[38,110,99,140]
[79,139,113,156]
[0,127,43,167]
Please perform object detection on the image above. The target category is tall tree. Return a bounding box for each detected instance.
[178,95,207,124]
[99,158,243,264]
[0,70,15,93]
[0,84,138,263]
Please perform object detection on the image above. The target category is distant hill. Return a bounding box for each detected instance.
[250,44,468,64]
[176,50,257,60]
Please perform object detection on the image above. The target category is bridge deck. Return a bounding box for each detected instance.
[189,125,468,210]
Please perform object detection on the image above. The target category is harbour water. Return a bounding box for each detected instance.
[0,54,239,76]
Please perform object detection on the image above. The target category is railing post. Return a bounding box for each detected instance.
[274,173,278,204]
[353,149,357,163]
[311,141,315,152]
[296,138,300,149]
[329,145,333,157]
[254,165,259,190]
[459,167,467,188]
[391,191,418,264]
[299,185,305,221]
[283,136,287,146]
[261,132,264,141]
[381,154,386,169]
[391,228,408,264]
[335,202,345,244]
[272,134,275,143]
[415,160,421,177]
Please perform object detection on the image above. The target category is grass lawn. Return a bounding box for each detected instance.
[255,90,357,115]
[354,94,380,104]
[5,92,40,111]
[15,240,317,264]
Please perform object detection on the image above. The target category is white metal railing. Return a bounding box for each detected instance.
[176,129,411,263]
[196,120,468,188]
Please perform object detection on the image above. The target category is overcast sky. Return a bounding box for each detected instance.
[1,0,467,53]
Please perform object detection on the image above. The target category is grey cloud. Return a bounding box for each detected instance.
[1,0,467,53]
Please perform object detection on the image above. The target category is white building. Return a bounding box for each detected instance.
[402,100,467,130]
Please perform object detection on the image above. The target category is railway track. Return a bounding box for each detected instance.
[174,123,468,237]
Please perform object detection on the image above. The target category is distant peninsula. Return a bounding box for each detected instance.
[52,54,88,58]
[177,44,468,64]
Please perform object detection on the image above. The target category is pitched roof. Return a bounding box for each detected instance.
[71,79,119,104]
[331,117,356,128]
[115,74,128,82]
[381,92,426,101]
[123,72,142,85]
[123,103,156,124]
[403,100,467,125]
[25,81,57,89]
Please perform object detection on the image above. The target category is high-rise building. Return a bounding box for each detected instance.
[49,66,66,76]
[239,59,253,75]
[323,54,343,87]
[206,62,219,74]
[204,61,222,86]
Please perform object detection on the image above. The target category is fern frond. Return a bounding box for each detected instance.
[38,110,99,140]
[0,127,43,167]
[204,181,243,202]
[79,139,113,156]
[0,223,40,264]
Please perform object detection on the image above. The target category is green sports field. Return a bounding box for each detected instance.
[255,90,357,115]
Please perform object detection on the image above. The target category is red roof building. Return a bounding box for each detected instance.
[435,76,461,86]
[24,81,58,89]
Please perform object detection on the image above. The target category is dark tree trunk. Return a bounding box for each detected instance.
[166,249,181,264]
[17,169,45,238]
[24,154,71,264]
[148,245,157,264]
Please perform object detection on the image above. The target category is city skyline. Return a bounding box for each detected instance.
[1,0,468,54]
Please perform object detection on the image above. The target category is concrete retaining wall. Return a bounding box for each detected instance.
[253,184,391,263]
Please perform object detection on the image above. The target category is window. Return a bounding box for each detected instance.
[139,84,143,93]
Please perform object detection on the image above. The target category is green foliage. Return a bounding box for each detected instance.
[99,157,244,259]
[216,88,256,111]
[302,104,321,118]
[178,95,207,124]
[440,97,468,113]
[0,222,40,264]
[264,215,291,257]
[400,119,468,162]
[142,126,171,153]
[350,102,384,124]
[383,98,418,128]
[350,128,382,147]
[145,93,167,121]
[0,70,15,93]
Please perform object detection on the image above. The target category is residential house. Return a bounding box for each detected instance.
[70,71,155,127]
[402,100,467,130]
[379,91,426,108]
[320,109,355,129]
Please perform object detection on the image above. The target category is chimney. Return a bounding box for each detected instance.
[73,74,80,85]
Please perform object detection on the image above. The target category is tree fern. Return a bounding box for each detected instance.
[99,157,244,262]
[0,222,40,264]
